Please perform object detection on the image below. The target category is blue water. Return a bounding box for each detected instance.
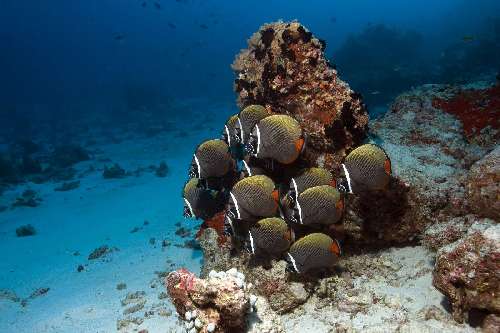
[0,1,499,332]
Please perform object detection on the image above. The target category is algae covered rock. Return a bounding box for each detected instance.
[465,146,500,220]
[165,267,251,332]
[232,21,369,170]
[432,220,500,325]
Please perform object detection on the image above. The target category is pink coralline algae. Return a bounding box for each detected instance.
[232,21,369,171]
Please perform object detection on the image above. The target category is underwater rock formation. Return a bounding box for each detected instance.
[432,220,499,326]
[232,21,368,170]
[362,82,493,247]
[166,267,251,332]
[465,146,499,220]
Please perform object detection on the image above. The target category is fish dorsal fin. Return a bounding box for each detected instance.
[295,137,305,153]
[329,239,342,256]
[271,189,280,203]
[384,158,392,176]
[335,198,344,211]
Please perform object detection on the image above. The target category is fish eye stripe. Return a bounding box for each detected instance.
[341,163,353,194]
[242,160,252,176]
[254,124,261,156]
[229,192,241,219]
[183,198,194,217]
[248,231,255,254]
[224,125,232,146]
[193,154,201,178]
[287,253,299,273]
[238,117,244,142]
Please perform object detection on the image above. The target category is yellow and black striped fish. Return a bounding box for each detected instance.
[183,178,226,220]
[286,233,341,274]
[226,175,279,222]
[189,139,235,180]
[247,217,294,257]
[246,114,305,165]
[285,185,343,226]
[340,144,391,194]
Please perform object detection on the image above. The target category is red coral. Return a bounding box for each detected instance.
[196,212,227,245]
[432,84,500,140]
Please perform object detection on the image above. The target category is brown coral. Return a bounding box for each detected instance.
[232,21,368,170]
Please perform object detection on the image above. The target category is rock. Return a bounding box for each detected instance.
[465,146,500,220]
[431,83,499,146]
[16,224,36,237]
[483,314,500,333]
[116,283,127,291]
[166,268,250,332]
[122,299,146,315]
[155,161,169,177]
[25,287,50,303]
[232,21,368,170]
[13,189,41,208]
[198,228,240,278]
[103,163,126,179]
[422,215,478,251]
[116,317,143,330]
[248,261,310,314]
[77,265,84,272]
[432,220,500,324]
[0,289,20,303]
[50,145,90,168]
[357,82,492,247]
[88,245,111,260]
[20,155,42,175]
[54,180,80,192]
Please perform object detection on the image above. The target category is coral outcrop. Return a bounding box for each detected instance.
[169,21,499,332]
[165,267,252,332]
[432,221,500,325]
[465,146,500,220]
[232,21,368,170]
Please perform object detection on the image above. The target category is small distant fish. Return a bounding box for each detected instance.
[141,1,147,8]
[462,35,475,43]
[154,2,161,10]
[168,22,176,29]
[199,24,209,30]
[113,33,125,41]
[370,91,380,95]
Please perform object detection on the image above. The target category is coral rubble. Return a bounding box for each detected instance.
[232,21,368,170]
[433,221,499,325]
